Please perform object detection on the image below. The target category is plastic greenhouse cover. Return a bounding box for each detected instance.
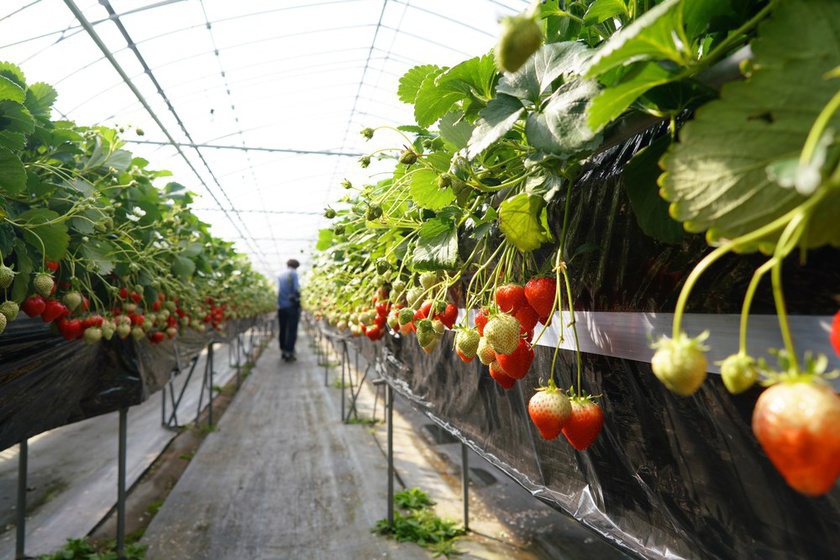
[0,315,265,452]
[319,128,840,560]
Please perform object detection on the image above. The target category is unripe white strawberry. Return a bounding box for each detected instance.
[131,326,145,340]
[116,322,132,339]
[455,328,481,360]
[719,353,758,394]
[83,327,103,345]
[650,331,710,396]
[0,264,15,289]
[494,14,542,73]
[0,300,19,321]
[63,291,83,312]
[33,273,54,298]
[484,313,520,355]
[477,336,497,365]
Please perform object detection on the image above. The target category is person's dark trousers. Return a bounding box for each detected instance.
[278,306,300,359]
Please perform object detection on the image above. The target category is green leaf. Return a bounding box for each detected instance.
[584,0,689,79]
[525,79,603,156]
[498,193,553,252]
[467,94,524,159]
[0,75,25,104]
[398,65,441,104]
[11,238,33,303]
[316,228,335,251]
[0,147,27,195]
[80,239,116,275]
[584,0,629,25]
[409,168,456,211]
[438,111,474,151]
[414,56,497,128]
[497,42,593,104]
[0,131,26,151]
[659,0,840,250]
[171,255,196,279]
[24,82,58,117]
[622,134,684,244]
[16,209,69,261]
[0,100,35,135]
[411,216,459,271]
[587,61,675,131]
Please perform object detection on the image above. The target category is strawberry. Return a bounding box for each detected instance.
[41,299,69,323]
[454,328,480,363]
[0,264,15,289]
[63,291,83,312]
[131,326,146,340]
[474,307,490,336]
[435,303,458,329]
[56,318,83,340]
[398,307,415,326]
[495,338,534,380]
[116,322,132,339]
[562,395,604,451]
[483,313,521,355]
[165,326,178,339]
[0,300,19,321]
[528,385,571,440]
[419,272,438,290]
[21,295,47,317]
[0,313,6,336]
[514,304,539,333]
[83,326,103,344]
[830,310,840,357]
[650,331,709,396]
[45,260,59,272]
[752,380,840,496]
[524,276,556,318]
[33,273,55,298]
[415,300,433,321]
[130,291,143,304]
[495,284,527,315]
[494,13,542,73]
[477,336,497,365]
[488,361,517,389]
[718,353,758,394]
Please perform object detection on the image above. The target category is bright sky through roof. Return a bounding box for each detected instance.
[0,0,530,279]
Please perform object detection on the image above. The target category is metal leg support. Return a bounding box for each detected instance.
[461,442,470,532]
[386,382,394,526]
[117,407,128,560]
[15,439,28,560]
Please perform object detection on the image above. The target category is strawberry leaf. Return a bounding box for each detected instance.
[0,147,26,195]
[587,61,675,131]
[498,192,554,252]
[497,42,593,104]
[24,82,58,117]
[411,216,459,271]
[584,0,629,25]
[410,167,456,211]
[659,0,840,250]
[16,208,69,261]
[0,74,25,104]
[79,239,116,276]
[438,111,474,151]
[414,55,497,128]
[525,78,603,156]
[398,65,441,104]
[467,94,524,159]
[171,255,196,280]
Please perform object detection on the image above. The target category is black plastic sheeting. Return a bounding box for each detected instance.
[0,315,265,453]
[316,126,840,559]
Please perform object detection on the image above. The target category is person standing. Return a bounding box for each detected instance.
[277,258,302,362]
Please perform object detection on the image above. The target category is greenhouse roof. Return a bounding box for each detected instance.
[0,0,529,279]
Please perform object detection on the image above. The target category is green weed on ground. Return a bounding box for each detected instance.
[373,488,465,558]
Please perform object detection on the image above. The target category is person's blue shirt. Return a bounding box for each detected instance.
[277,268,300,309]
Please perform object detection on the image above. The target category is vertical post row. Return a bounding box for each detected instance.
[386,382,394,526]
[117,407,128,560]
[15,439,28,560]
[461,442,470,532]
[207,342,215,428]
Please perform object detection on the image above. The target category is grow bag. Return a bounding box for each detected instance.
[326,130,840,559]
[0,315,266,452]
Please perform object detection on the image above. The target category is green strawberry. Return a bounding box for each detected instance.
[33,273,54,298]
[0,264,15,289]
[63,291,83,312]
[718,353,758,394]
[650,331,710,396]
[0,300,19,321]
[494,14,542,73]
[483,313,521,355]
[455,328,480,362]
[419,272,438,291]
[83,327,103,345]
[477,336,497,366]
[0,312,6,335]
[398,307,415,326]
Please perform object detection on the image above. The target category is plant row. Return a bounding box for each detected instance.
[0,62,276,347]
[304,0,840,497]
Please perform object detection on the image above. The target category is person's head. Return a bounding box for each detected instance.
[286,258,300,269]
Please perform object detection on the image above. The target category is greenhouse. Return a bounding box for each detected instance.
[0,0,838,559]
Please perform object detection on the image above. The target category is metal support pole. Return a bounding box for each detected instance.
[117,407,128,560]
[340,339,346,422]
[386,383,394,526]
[461,442,470,531]
[208,342,215,427]
[15,439,28,560]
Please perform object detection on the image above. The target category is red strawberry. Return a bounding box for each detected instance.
[119,287,129,300]
[21,295,47,317]
[415,300,433,321]
[495,338,534,380]
[435,303,458,329]
[752,380,840,496]
[562,395,605,451]
[45,260,59,272]
[488,361,517,389]
[56,318,83,340]
[149,331,166,344]
[830,310,840,357]
[514,304,539,333]
[495,284,527,315]
[524,277,556,318]
[528,385,571,440]
[41,299,69,323]
[475,307,490,336]
[130,291,143,304]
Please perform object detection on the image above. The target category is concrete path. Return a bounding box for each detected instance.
[141,326,629,560]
